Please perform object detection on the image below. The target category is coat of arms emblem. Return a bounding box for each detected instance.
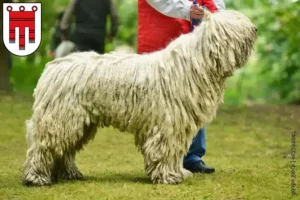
[2,3,41,56]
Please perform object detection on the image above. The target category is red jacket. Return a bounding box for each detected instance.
[137,0,219,54]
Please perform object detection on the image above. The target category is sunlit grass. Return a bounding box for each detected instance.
[0,93,299,200]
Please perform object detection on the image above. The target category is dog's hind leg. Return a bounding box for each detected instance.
[55,151,83,181]
[22,143,55,186]
[141,125,193,184]
[57,122,98,181]
[22,119,59,186]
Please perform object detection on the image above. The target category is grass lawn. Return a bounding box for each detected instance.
[0,93,299,200]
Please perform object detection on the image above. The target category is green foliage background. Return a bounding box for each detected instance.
[224,0,300,105]
[9,0,300,105]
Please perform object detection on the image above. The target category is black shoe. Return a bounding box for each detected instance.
[184,160,215,174]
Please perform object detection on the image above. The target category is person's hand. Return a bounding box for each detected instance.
[190,4,204,19]
[60,28,69,41]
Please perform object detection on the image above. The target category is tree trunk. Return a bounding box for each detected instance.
[0,0,12,92]
[0,50,11,92]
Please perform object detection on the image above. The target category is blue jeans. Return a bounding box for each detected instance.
[183,127,206,168]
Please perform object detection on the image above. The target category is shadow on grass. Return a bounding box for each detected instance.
[84,173,151,184]
[56,173,151,186]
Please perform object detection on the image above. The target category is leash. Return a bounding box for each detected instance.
[190,0,208,32]
[190,0,198,32]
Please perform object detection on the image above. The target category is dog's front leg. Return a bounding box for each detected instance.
[141,126,192,184]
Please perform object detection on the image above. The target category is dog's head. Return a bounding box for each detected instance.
[196,10,257,78]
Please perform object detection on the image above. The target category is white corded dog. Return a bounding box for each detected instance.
[22,10,257,186]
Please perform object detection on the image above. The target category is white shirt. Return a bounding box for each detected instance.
[146,0,226,21]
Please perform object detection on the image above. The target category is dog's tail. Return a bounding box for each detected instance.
[25,119,33,148]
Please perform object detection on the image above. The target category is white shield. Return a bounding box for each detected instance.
[3,3,41,56]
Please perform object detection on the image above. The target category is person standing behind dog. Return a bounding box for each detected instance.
[49,11,76,59]
[48,11,69,58]
[138,0,225,173]
[59,0,119,54]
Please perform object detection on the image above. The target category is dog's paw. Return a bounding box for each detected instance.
[22,174,52,187]
[152,172,184,184]
[181,168,193,179]
[61,170,84,180]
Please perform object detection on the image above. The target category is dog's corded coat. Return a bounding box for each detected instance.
[23,10,257,186]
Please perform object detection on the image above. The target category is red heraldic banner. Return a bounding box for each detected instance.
[2,3,41,56]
